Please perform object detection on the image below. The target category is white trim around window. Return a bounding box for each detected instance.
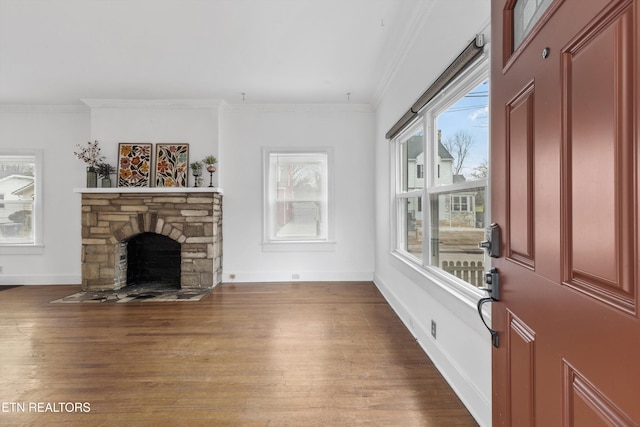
[390,54,489,299]
[0,149,44,255]
[262,147,335,252]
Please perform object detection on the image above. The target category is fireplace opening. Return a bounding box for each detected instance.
[126,232,181,289]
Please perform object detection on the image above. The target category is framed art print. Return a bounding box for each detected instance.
[155,143,189,187]
[117,143,152,187]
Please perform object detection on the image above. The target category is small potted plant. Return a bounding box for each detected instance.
[203,155,217,172]
[190,161,203,187]
[95,162,116,188]
[203,155,217,187]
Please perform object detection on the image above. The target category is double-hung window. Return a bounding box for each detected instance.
[0,151,43,251]
[393,58,489,289]
[263,148,334,250]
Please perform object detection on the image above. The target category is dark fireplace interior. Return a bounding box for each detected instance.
[126,232,181,289]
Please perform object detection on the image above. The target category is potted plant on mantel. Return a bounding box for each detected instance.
[95,162,116,188]
[74,140,104,188]
[190,161,203,187]
[203,155,217,188]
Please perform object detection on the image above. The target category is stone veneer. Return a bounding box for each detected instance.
[80,191,222,291]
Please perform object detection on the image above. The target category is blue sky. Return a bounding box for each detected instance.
[436,79,489,178]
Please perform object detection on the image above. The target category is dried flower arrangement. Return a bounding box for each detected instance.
[74,140,104,169]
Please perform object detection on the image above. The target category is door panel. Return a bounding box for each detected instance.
[562,4,636,312]
[507,83,535,267]
[491,0,640,425]
[507,311,536,427]
[564,361,637,426]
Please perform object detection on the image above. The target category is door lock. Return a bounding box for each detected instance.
[479,223,500,258]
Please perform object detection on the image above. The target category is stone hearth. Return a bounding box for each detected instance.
[78,189,222,291]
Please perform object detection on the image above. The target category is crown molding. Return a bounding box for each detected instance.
[0,104,88,113]
[221,103,371,113]
[81,99,226,110]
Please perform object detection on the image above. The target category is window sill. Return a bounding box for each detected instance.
[390,249,488,314]
[262,241,337,252]
[0,244,45,255]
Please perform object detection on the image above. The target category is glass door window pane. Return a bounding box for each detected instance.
[513,0,553,49]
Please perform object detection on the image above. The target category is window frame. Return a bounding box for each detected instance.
[390,56,489,297]
[262,147,335,252]
[393,124,426,265]
[0,149,44,254]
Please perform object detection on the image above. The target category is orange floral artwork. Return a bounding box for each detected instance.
[117,143,152,187]
[155,144,189,187]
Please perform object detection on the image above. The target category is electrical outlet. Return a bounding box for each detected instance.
[0,266,3,273]
[292,274,300,280]
[431,320,437,339]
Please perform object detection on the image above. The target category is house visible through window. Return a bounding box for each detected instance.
[0,153,40,246]
[452,195,472,212]
[393,58,488,289]
[263,148,333,247]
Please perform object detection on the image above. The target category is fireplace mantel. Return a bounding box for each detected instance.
[74,187,223,194]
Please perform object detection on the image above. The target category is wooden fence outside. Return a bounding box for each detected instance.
[441,260,484,287]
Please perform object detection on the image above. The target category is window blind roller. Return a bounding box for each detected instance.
[385,35,485,140]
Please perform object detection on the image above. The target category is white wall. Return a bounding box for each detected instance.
[372,1,492,426]
[221,104,375,282]
[0,102,374,285]
[0,106,89,284]
[0,100,223,284]
[84,99,223,188]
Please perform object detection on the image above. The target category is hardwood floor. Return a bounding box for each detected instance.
[0,282,478,426]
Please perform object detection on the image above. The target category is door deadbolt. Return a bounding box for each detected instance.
[479,223,500,258]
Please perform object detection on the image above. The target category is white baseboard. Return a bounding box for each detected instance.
[0,272,375,286]
[0,274,81,285]
[221,271,374,283]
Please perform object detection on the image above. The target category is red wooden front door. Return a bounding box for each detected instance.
[491,0,640,425]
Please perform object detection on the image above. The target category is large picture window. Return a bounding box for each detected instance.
[0,151,42,249]
[393,59,488,289]
[263,148,333,248]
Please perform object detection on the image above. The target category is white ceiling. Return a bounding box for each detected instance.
[0,0,428,105]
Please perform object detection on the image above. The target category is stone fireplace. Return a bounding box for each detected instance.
[78,188,222,291]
